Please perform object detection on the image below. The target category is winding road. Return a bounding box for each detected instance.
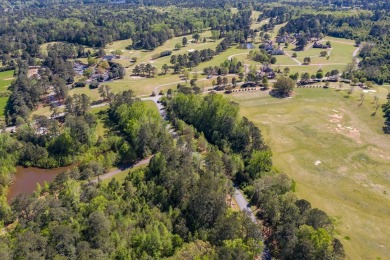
[88,94,259,228]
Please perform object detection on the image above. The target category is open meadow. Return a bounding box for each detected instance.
[228,86,390,260]
[0,70,14,119]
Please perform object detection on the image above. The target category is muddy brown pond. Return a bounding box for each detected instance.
[7,165,72,202]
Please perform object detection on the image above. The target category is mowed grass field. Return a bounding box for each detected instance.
[0,70,14,119]
[228,87,390,259]
[99,31,228,96]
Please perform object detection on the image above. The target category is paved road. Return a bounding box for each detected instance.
[91,157,151,183]
[234,186,257,223]
[228,52,250,61]
[146,95,261,226]
[284,50,301,65]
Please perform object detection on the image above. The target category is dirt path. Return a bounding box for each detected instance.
[284,51,302,65]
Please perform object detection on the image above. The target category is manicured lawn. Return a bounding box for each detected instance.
[286,37,357,65]
[70,86,101,101]
[228,87,390,260]
[273,55,300,66]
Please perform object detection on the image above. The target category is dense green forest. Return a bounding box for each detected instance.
[0,118,263,259]
[0,4,250,59]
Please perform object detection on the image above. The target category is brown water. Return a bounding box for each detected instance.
[7,166,72,202]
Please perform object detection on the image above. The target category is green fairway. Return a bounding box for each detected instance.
[228,87,390,260]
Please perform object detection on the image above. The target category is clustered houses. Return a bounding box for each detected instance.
[73,61,87,75]
[260,41,284,55]
[260,66,276,79]
[91,70,110,82]
[275,34,295,44]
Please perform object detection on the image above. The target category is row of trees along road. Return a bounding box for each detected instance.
[164,93,345,259]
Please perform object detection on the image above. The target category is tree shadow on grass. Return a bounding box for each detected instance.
[269,89,291,98]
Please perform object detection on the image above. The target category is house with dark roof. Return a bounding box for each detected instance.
[260,66,276,79]
[103,55,115,61]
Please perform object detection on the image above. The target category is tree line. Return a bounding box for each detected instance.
[164,93,345,259]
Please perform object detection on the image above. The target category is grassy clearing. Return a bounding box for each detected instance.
[102,164,147,184]
[268,23,288,42]
[31,104,61,118]
[324,36,356,45]
[142,100,158,113]
[251,10,262,20]
[326,41,357,63]
[106,39,133,53]
[91,106,109,138]
[70,86,101,101]
[228,87,390,260]
[230,7,239,14]
[274,55,300,66]
[0,70,14,91]
[40,42,63,55]
[40,42,95,55]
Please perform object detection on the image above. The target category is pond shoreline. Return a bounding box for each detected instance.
[7,165,73,202]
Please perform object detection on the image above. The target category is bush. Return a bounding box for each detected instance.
[89,81,99,89]
[73,81,86,88]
